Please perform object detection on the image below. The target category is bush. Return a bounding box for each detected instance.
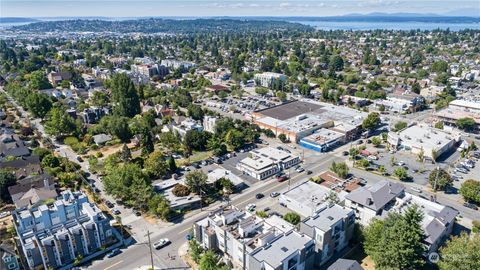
[64,136,79,146]
[172,184,191,197]
[96,152,104,158]
[256,211,268,218]
[284,212,301,225]
[278,133,289,143]
[459,180,480,204]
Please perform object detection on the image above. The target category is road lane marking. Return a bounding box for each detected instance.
[177,226,191,236]
[104,260,123,270]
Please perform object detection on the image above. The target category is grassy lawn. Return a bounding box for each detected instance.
[176,150,213,167]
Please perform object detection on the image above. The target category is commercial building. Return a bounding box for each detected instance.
[299,129,345,153]
[131,63,168,78]
[252,100,367,143]
[435,99,480,127]
[171,118,204,138]
[254,72,286,89]
[153,179,201,211]
[207,168,245,191]
[193,206,315,270]
[299,204,355,267]
[387,124,460,161]
[236,147,300,180]
[12,190,114,270]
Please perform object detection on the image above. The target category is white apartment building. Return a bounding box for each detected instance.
[254,72,286,89]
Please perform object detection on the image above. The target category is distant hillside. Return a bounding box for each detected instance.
[11,18,314,33]
[0,17,39,24]
[284,14,480,23]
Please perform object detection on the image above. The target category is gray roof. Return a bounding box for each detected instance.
[303,204,353,232]
[328,259,364,270]
[345,180,405,211]
[250,231,312,268]
[425,206,458,245]
[92,133,112,144]
[255,100,323,120]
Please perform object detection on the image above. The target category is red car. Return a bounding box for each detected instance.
[277,175,288,182]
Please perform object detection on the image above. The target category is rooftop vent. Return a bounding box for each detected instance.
[281,247,289,252]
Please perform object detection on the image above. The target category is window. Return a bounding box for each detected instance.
[8,263,17,269]
[5,257,11,262]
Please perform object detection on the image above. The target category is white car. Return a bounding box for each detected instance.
[153,238,171,249]
[245,203,256,212]
[295,166,305,173]
[411,187,423,193]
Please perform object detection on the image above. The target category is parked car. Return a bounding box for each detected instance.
[463,202,478,210]
[455,168,468,174]
[263,207,271,212]
[76,156,83,162]
[153,238,171,249]
[411,187,423,193]
[112,209,121,215]
[342,151,349,156]
[134,210,141,216]
[255,193,264,199]
[107,249,121,258]
[105,201,114,208]
[279,202,287,207]
[306,170,313,175]
[270,192,280,198]
[396,161,405,166]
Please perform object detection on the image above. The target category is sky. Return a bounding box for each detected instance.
[1,0,479,18]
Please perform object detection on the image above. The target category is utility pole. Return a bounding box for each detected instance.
[146,230,154,270]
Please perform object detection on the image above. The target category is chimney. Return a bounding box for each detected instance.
[366,198,373,205]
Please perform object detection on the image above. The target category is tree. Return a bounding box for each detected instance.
[278,133,289,143]
[166,156,177,173]
[199,250,221,270]
[329,55,344,71]
[185,170,207,194]
[25,92,52,118]
[110,73,140,117]
[255,87,268,96]
[0,169,16,202]
[28,70,52,90]
[187,104,205,121]
[276,91,287,101]
[284,212,301,225]
[429,168,452,191]
[459,180,480,204]
[364,206,425,270]
[45,107,77,137]
[330,161,349,178]
[224,129,244,151]
[141,131,154,155]
[456,117,476,132]
[91,91,109,107]
[439,232,480,270]
[143,151,167,178]
[188,240,204,263]
[97,116,132,143]
[411,82,421,94]
[362,112,381,131]
[371,136,382,147]
[148,194,171,221]
[119,144,131,162]
[41,154,60,168]
[393,121,408,132]
[435,121,444,130]
[431,60,449,73]
[394,167,409,181]
[184,130,210,151]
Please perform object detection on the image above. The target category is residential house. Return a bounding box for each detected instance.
[92,134,112,146]
[0,155,42,179]
[8,174,57,208]
[327,259,364,270]
[0,244,20,270]
[0,134,30,159]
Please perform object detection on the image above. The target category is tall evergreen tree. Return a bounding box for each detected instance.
[110,73,140,117]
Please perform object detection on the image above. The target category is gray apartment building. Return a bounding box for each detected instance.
[12,190,113,269]
[194,206,315,270]
[299,204,355,267]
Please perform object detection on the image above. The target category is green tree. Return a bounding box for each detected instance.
[188,240,204,263]
[45,107,77,137]
[411,82,421,94]
[439,232,480,270]
[0,169,16,202]
[224,129,244,151]
[364,206,425,270]
[431,60,449,73]
[143,151,167,178]
[329,55,344,71]
[371,136,382,147]
[28,70,52,90]
[199,250,221,270]
[393,121,408,132]
[148,194,171,221]
[41,154,60,168]
[278,133,289,143]
[429,168,452,191]
[141,131,154,155]
[255,87,268,96]
[110,73,140,117]
[459,180,480,204]
[330,161,349,178]
[187,104,205,121]
[166,156,177,173]
[456,117,476,132]
[362,112,381,131]
[435,121,444,130]
[394,167,409,181]
[91,91,109,107]
[276,91,287,101]
[97,116,132,143]
[185,170,207,194]
[119,144,132,162]
[283,212,301,225]
[25,92,52,118]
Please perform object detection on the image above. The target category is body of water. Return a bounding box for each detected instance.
[293,21,480,31]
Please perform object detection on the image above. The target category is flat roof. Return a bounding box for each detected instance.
[301,128,345,144]
[282,181,348,213]
[304,204,353,232]
[255,101,323,121]
[250,231,311,268]
[397,124,458,150]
